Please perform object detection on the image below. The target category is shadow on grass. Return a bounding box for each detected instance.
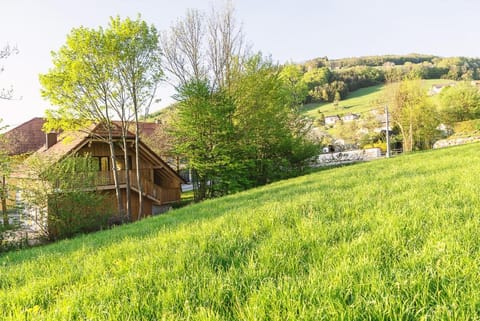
[301,102,328,113]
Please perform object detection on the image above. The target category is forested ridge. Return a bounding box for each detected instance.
[295,54,480,103]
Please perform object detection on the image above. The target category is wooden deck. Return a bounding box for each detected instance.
[95,170,180,204]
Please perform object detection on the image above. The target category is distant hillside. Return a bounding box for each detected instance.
[307,53,439,69]
[305,53,480,72]
[2,143,480,319]
[302,78,454,119]
[297,54,480,106]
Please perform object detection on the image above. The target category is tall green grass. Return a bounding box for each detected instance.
[1,143,480,320]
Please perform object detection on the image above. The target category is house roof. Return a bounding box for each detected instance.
[2,117,163,155]
[109,121,161,137]
[137,122,160,136]
[1,117,46,155]
[32,122,185,183]
[342,113,360,119]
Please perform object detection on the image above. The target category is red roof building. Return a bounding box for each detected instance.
[2,117,46,155]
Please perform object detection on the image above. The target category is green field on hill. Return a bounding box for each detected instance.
[2,143,480,320]
[302,79,455,119]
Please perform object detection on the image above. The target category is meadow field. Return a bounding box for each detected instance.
[302,78,455,119]
[1,143,480,320]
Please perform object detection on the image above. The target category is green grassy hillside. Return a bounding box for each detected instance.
[302,79,454,119]
[2,143,480,320]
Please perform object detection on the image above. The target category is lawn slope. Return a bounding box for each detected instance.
[2,144,480,320]
[302,79,454,119]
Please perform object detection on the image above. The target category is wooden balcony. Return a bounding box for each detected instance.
[95,170,179,204]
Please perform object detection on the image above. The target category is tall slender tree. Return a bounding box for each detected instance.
[160,3,248,90]
[386,78,439,151]
[108,16,163,219]
[41,17,163,221]
[160,9,205,88]
[40,26,126,217]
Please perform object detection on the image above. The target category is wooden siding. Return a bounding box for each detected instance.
[78,141,157,172]
[27,138,182,223]
[95,170,179,204]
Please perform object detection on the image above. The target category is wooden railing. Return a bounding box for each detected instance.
[160,187,181,204]
[95,170,179,204]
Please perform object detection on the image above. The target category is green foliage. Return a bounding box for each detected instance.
[387,78,441,151]
[40,16,163,219]
[362,141,387,152]
[2,144,480,319]
[172,80,239,200]
[40,25,113,131]
[19,155,108,240]
[303,84,385,118]
[279,64,309,106]
[314,80,349,102]
[172,56,319,201]
[40,16,162,131]
[333,65,385,91]
[336,120,362,145]
[0,121,11,227]
[438,82,480,123]
[295,54,480,103]
[107,16,163,117]
[231,55,318,185]
[302,67,331,90]
[453,119,480,134]
[326,53,439,68]
[303,79,455,120]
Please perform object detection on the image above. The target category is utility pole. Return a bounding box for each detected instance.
[385,105,391,158]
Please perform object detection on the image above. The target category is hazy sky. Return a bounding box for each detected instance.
[1,0,479,128]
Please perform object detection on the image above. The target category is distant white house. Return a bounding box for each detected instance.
[471,80,480,89]
[342,113,360,122]
[365,110,392,133]
[436,123,453,136]
[428,83,455,96]
[325,115,341,126]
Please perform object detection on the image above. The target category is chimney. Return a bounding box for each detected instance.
[45,132,57,149]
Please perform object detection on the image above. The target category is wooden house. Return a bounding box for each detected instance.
[9,121,184,236]
[341,113,360,123]
[39,123,184,217]
[324,115,341,126]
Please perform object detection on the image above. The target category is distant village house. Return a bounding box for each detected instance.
[324,115,341,126]
[341,113,360,122]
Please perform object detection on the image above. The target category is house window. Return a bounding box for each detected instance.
[153,170,162,186]
[115,156,132,170]
[94,156,110,171]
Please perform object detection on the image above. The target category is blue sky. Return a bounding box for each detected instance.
[1,0,479,127]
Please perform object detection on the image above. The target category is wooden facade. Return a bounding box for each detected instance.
[74,139,183,219]
[20,123,185,231]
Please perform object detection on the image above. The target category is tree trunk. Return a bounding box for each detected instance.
[108,140,125,218]
[1,175,8,226]
[134,113,143,219]
[122,136,132,221]
[395,122,409,153]
[105,108,125,219]
[193,170,207,202]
